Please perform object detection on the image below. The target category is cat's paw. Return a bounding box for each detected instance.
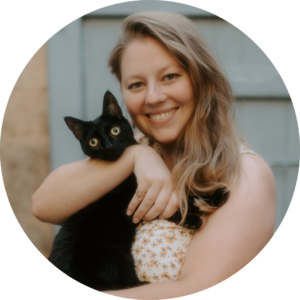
[183,214,203,230]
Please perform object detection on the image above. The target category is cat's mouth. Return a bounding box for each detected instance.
[146,108,178,121]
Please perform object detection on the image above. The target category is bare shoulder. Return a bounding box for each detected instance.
[206,153,277,238]
[233,153,277,208]
[240,153,274,182]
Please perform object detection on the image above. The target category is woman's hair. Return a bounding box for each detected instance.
[108,11,242,225]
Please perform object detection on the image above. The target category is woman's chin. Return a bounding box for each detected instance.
[150,130,181,146]
[154,137,177,148]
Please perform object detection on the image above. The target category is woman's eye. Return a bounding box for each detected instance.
[128,75,177,89]
[89,138,99,147]
[111,127,120,136]
[165,74,178,80]
[129,82,143,89]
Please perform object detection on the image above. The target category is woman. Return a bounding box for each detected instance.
[32,11,276,298]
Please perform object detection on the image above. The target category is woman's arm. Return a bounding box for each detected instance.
[105,154,277,299]
[106,278,192,299]
[31,145,177,225]
[32,145,137,224]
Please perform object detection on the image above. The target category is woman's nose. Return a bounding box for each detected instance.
[145,83,167,105]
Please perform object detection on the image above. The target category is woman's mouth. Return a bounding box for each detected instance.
[147,108,178,120]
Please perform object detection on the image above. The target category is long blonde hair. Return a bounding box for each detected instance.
[108,11,242,225]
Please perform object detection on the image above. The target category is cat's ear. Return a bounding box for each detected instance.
[64,117,88,141]
[102,91,122,120]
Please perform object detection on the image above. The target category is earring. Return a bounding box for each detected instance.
[131,121,136,129]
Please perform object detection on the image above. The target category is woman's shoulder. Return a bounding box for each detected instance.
[238,145,275,193]
[225,151,277,221]
[239,144,265,160]
[239,150,275,192]
[195,150,277,235]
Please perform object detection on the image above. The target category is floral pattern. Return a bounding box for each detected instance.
[131,219,195,283]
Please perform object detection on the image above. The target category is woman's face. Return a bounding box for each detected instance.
[120,37,195,145]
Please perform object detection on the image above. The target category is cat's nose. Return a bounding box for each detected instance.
[105,140,114,149]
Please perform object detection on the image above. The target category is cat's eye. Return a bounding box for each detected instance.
[89,138,99,147]
[111,127,120,136]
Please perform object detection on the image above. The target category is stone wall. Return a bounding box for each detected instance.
[0,45,53,257]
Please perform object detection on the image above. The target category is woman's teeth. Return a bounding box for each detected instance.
[149,109,177,120]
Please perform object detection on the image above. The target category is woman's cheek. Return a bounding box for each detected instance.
[124,95,143,116]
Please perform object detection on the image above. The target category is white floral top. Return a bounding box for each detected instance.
[131,219,194,283]
[132,129,263,283]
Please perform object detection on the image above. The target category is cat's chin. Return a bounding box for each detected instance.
[98,152,123,162]
[84,149,125,161]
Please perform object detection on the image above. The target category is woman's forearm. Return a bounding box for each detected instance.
[31,145,143,224]
[105,279,199,299]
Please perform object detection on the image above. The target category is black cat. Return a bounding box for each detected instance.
[48,91,227,291]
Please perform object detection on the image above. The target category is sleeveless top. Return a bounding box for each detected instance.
[131,129,263,283]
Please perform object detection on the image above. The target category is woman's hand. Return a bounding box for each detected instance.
[128,146,179,223]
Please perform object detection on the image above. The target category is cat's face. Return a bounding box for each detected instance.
[64,91,137,161]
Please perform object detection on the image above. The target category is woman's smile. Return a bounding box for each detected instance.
[147,108,178,121]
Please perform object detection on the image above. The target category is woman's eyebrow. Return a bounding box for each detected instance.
[123,75,144,86]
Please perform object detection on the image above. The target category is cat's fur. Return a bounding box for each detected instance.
[48,91,228,291]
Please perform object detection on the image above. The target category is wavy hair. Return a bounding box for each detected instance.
[108,11,242,225]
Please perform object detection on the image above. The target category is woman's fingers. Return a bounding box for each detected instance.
[130,146,176,222]
[128,184,159,223]
[126,186,148,218]
[142,180,173,221]
[127,179,178,223]
[158,190,179,219]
